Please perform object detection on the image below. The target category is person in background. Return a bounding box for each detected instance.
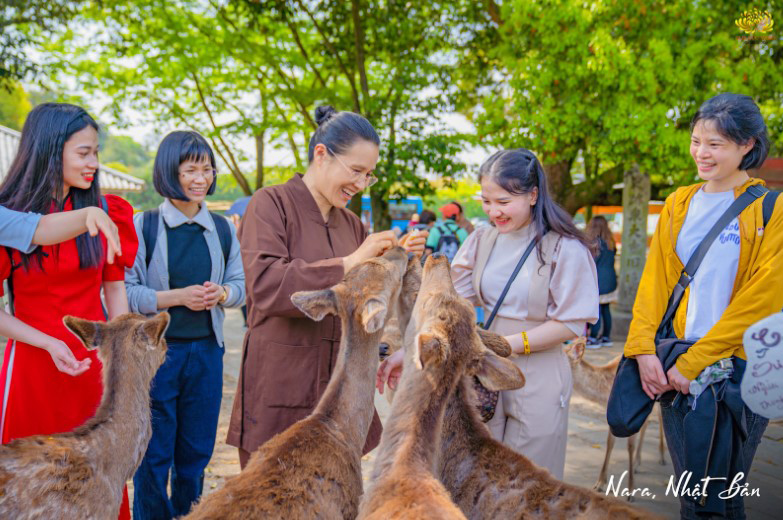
[451,200,475,234]
[0,102,138,520]
[425,203,469,261]
[584,216,617,348]
[125,131,246,519]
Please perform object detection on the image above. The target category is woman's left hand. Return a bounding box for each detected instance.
[667,364,691,395]
[400,230,428,257]
[203,281,224,310]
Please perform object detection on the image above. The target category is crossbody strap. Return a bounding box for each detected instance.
[656,185,767,339]
[483,231,546,330]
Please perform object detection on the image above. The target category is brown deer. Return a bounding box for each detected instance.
[437,329,659,519]
[0,312,170,520]
[184,247,414,520]
[360,253,525,519]
[564,340,666,495]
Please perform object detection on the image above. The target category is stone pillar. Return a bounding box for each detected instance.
[613,164,651,337]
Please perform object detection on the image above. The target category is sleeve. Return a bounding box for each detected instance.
[0,206,41,254]
[219,219,246,309]
[548,237,600,336]
[624,195,675,358]
[124,213,158,314]
[457,227,470,244]
[676,199,783,380]
[241,189,346,319]
[102,195,139,281]
[450,227,484,305]
[0,247,11,297]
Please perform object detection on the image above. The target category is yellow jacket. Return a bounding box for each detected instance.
[624,178,783,380]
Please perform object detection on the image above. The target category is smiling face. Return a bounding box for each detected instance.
[178,156,215,203]
[312,139,379,209]
[690,119,755,187]
[62,125,100,195]
[480,176,538,233]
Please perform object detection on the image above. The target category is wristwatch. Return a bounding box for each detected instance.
[218,286,229,304]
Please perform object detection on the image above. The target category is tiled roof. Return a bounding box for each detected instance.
[0,124,144,193]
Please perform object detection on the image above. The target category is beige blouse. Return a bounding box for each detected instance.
[451,225,599,336]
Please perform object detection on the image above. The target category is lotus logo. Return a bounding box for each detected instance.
[735,8,774,34]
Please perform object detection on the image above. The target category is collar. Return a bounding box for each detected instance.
[161,198,214,231]
[289,173,339,227]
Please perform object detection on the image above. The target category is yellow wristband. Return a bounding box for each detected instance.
[521,331,531,355]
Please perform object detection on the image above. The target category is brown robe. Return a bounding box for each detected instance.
[227,173,382,455]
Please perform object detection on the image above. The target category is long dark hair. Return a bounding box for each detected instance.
[478,148,592,261]
[586,216,616,251]
[0,103,103,269]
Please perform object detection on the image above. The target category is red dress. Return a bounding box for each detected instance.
[0,195,138,520]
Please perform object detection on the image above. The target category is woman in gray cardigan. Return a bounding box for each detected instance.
[124,131,245,520]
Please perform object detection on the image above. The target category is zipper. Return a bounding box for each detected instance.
[699,384,719,507]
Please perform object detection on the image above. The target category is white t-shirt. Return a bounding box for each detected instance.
[675,188,741,341]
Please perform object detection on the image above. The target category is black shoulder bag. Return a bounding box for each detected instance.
[474,231,545,422]
[607,185,772,437]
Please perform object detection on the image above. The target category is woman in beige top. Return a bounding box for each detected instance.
[379,148,598,479]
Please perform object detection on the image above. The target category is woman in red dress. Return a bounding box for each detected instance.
[0,103,138,520]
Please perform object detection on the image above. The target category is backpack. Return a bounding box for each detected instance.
[435,221,461,263]
[141,208,232,269]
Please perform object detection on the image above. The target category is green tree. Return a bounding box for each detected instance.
[462,0,783,212]
[42,0,491,229]
[0,81,31,129]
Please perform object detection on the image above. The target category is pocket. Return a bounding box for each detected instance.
[260,341,320,408]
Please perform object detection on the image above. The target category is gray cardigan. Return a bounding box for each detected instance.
[124,199,246,345]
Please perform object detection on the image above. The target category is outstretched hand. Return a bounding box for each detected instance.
[376,349,404,394]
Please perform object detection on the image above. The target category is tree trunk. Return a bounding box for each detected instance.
[616,164,650,314]
[255,132,264,190]
[541,157,577,213]
[371,193,390,232]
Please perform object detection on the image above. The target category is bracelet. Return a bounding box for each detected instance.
[521,331,531,355]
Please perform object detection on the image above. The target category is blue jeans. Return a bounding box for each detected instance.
[660,393,768,520]
[133,336,224,520]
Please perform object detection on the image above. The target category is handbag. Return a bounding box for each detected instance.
[474,232,544,422]
[607,185,770,437]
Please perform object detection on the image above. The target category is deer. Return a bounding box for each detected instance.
[0,312,170,520]
[564,339,666,496]
[360,253,527,519]
[184,247,415,520]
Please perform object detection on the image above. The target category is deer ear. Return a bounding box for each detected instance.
[291,289,338,321]
[143,312,170,344]
[565,337,585,362]
[361,298,388,333]
[414,332,446,370]
[63,316,102,350]
[475,349,525,391]
[476,328,512,357]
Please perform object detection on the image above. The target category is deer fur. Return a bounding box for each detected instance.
[564,340,666,495]
[185,248,415,520]
[0,312,170,520]
[360,254,524,519]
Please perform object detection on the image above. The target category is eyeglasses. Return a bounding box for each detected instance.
[327,147,378,188]
[180,168,216,180]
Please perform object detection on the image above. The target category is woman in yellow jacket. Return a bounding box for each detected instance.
[625,93,782,519]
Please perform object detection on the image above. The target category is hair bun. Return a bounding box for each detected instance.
[314,105,337,126]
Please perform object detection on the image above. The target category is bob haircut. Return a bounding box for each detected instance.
[691,93,770,171]
[307,105,380,162]
[153,131,217,201]
[0,102,103,269]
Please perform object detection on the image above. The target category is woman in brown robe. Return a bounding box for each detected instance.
[227,106,426,467]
